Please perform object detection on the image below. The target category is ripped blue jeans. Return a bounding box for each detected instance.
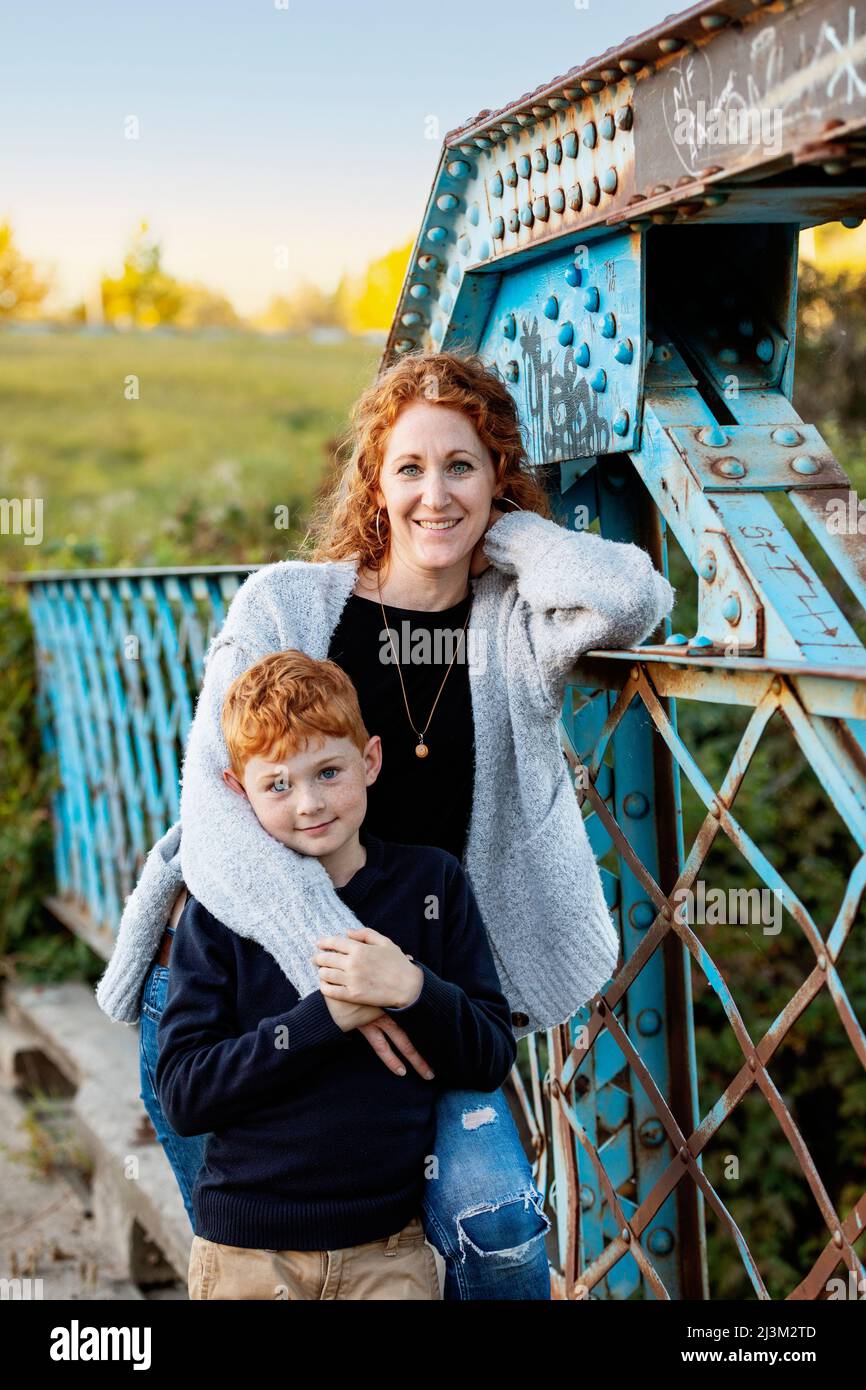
[138,946,552,1300]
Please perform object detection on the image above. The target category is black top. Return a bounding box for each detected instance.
[155,827,516,1251]
[327,591,475,861]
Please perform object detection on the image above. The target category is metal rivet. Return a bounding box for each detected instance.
[586,176,601,205]
[567,183,583,211]
[637,1009,661,1036]
[505,360,519,382]
[721,594,741,623]
[502,314,516,339]
[647,1227,675,1256]
[558,322,574,346]
[718,457,746,478]
[613,409,629,436]
[791,456,820,475]
[590,368,607,392]
[491,216,505,239]
[639,1118,665,1148]
[600,312,616,338]
[601,167,618,194]
[562,131,579,159]
[582,121,597,149]
[614,338,633,364]
[488,172,504,199]
[599,113,615,140]
[583,286,600,312]
[698,424,729,447]
[544,295,559,320]
[565,264,582,287]
[771,427,803,446]
[756,336,774,362]
[575,341,591,367]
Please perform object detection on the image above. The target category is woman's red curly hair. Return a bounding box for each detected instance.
[299,349,552,571]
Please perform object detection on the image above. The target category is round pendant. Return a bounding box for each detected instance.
[415,741,429,758]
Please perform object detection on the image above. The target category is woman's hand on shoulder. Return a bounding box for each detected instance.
[468,503,507,578]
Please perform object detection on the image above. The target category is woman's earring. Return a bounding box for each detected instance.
[497,496,524,511]
[375,507,383,545]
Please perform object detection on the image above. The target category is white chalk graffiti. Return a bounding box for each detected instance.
[661,2,866,177]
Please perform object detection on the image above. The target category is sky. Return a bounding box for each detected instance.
[1,0,664,316]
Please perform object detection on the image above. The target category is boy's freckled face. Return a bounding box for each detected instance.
[223,734,381,857]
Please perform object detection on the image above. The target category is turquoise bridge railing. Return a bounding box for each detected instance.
[15,0,866,1298]
[19,566,257,958]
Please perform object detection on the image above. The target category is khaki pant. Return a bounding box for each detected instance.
[188,1214,441,1300]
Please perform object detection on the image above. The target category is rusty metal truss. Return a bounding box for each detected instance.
[379,0,866,1298]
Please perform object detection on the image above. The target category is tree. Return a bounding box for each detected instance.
[0,221,53,320]
[101,221,185,328]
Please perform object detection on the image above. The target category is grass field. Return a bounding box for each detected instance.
[0,330,382,573]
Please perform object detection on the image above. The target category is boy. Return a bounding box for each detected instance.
[155,649,517,1300]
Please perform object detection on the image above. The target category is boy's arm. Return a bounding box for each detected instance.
[381,861,517,1091]
[155,899,349,1138]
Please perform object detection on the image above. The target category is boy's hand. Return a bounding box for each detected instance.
[313,927,423,1009]
[320,995,385,1033]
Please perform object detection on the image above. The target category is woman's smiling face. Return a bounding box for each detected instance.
[375,400,499,574]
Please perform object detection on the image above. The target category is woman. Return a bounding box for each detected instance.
[97,349,675,1300]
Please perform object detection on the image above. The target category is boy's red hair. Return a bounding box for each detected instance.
[221,649,370,780]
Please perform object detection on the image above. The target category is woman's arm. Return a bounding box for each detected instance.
[156,899,348,1137]
[481,509,675,714]
[178,567,374,1002]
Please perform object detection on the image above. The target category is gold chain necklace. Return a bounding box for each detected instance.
[376,570,472,759]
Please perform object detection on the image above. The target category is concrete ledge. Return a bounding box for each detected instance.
[3,981,192,1282]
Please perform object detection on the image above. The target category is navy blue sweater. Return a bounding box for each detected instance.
[154,826,517,1251]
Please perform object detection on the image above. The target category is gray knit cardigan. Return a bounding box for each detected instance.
[95,509,675,1039]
